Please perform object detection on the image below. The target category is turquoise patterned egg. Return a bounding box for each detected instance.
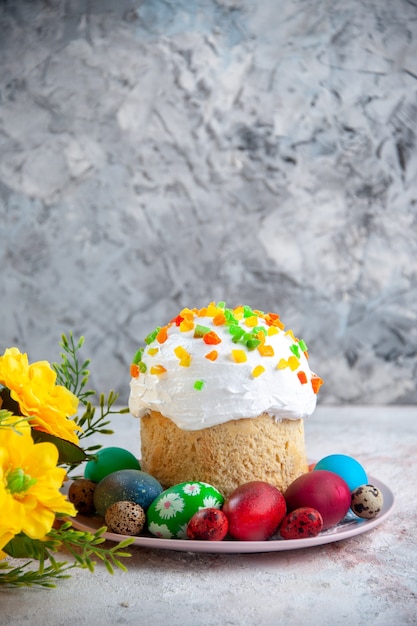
[146,482,224,539]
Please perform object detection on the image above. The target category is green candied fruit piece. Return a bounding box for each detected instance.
[145,327,160,345]
[194,324,211,338]
[132,348,144,365]
[229,326,245,342]
[252,326,266,336]
[298,339,308,352]
[193,379,205,391]
[246,337,261,350]
[290,344,300,358]
[217,301,226,308]
[138,361,147,373]
[224,309,238,325]
[243,305,255,318]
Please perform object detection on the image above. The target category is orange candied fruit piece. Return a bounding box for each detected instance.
[156,326,168,344]
[213,312,226,326]
[258,344,274,357]
[203,331,221,345]
[205,350,218,361]
[265,313,285,330]
[150,365,167,375]
[130,363,140,378]
[311,374,324,394]
[180,307,195,320]
[297,371,308,384]
[231,349,247,363]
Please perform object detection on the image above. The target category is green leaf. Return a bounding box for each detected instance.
[31,430,87,465]
[4,535,36,559]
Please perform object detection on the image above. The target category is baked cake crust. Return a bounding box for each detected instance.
[140,410,309,497]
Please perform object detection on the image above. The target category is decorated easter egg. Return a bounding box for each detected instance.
[186,508,229,541]
[104,501,146,535]
[84,447,141,483]
[284,470,351,530]
[351,484,384,519]
[279,507,323,540]
[223,481,287,541]
[93,469,163,517]
[68,478,97,515]
[146,482,224,539]
[314,454,367,491]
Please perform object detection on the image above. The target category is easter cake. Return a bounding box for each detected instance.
[129,302,323,498]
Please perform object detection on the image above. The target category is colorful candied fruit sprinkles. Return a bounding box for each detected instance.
[130,302,323,395]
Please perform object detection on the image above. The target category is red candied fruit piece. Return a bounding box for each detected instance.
[297,371,308,384]
[203,331,221,345]
[311,374,324,394]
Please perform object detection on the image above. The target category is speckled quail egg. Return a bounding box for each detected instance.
[351,484,384,519]
[68,479,97,515]
[104,501,146,535]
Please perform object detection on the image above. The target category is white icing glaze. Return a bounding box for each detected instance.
[129,305,321,430]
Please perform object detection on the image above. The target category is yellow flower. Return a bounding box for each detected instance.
[0,348,80,444]
[0,418,76,558]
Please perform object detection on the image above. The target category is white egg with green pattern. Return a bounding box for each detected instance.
[146,482,224,539]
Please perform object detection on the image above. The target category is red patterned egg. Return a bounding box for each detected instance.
[223,481,286,541]
[284,470,351,530]
[279,507,323,540]
[187,508,229,541]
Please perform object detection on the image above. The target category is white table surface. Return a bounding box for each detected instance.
[1,406,416,626]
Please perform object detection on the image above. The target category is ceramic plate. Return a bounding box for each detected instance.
[68,475,394,554]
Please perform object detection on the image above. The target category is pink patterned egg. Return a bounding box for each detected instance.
[284,470,351,530]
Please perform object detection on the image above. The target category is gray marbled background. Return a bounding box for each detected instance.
[1,0,416,407]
